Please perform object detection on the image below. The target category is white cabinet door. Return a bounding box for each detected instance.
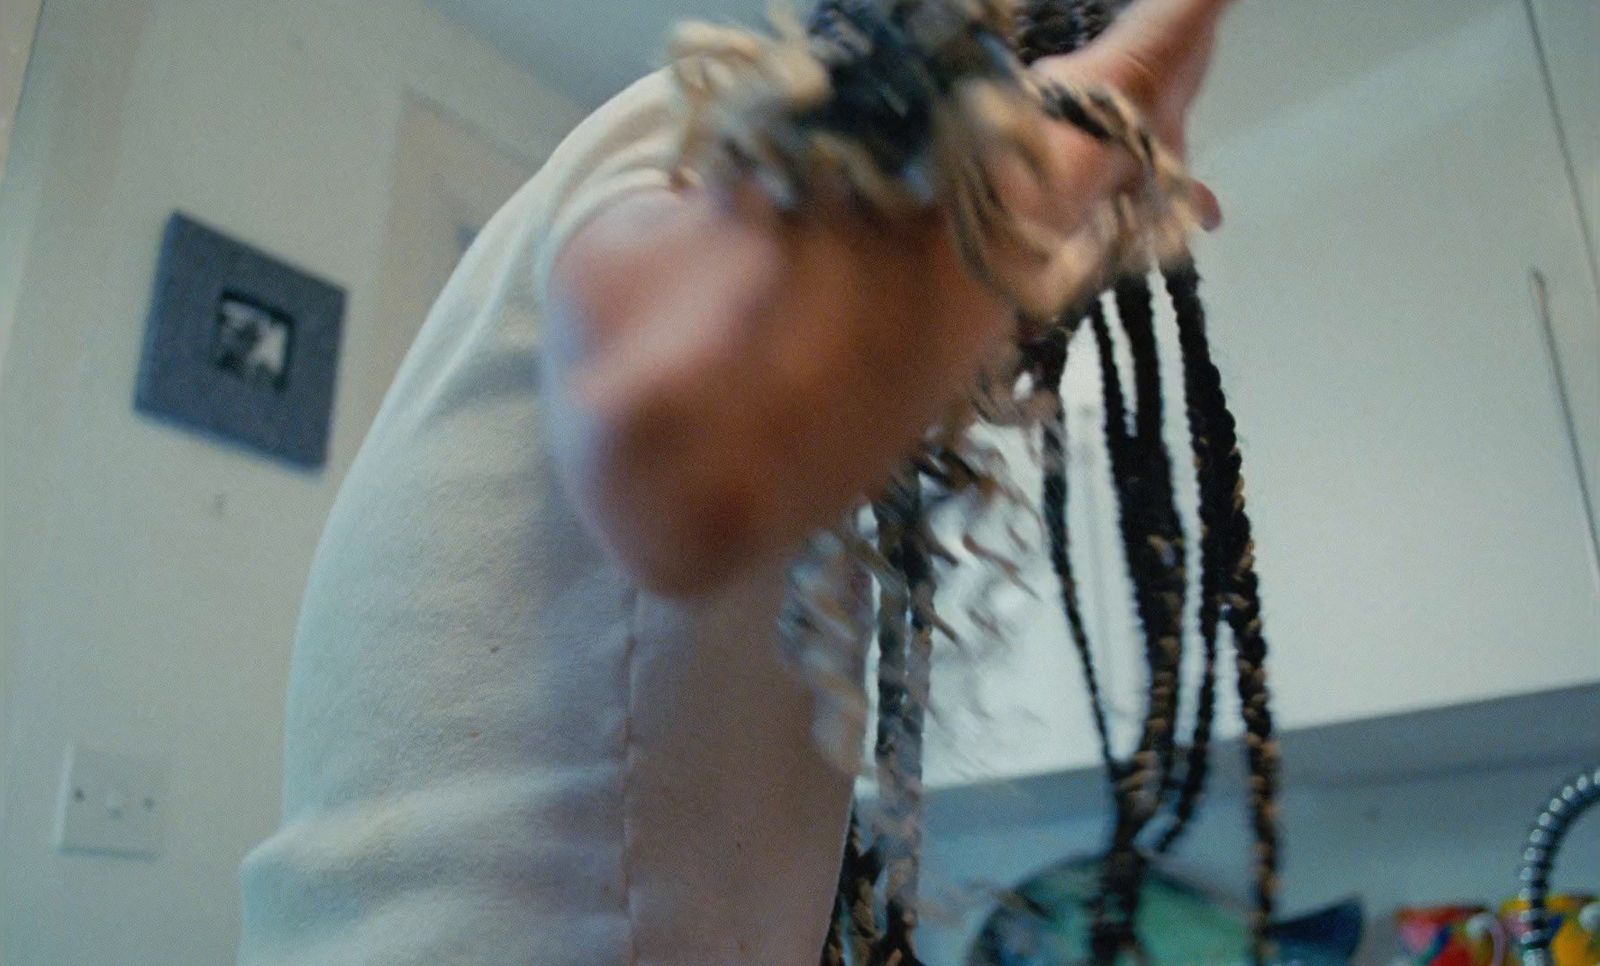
[925,0,1600,790]
[1189,0,1600,730]
[1528,0,1599,263]
[1526,0,1600,544]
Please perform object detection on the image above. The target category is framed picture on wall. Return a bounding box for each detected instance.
[134,212,346,469]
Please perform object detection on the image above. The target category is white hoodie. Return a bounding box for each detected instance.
[237,71,855,966]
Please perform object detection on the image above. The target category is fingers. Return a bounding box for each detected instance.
[1030,1,1233,141]
[1193,180,1223,232]
[1093,0,1235,91]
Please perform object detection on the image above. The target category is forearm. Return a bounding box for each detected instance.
[547,186,1012,594]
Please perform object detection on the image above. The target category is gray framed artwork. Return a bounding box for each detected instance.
[134,213,346,469]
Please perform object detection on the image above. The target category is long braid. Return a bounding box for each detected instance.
[1028,316,1159,966]
[1084,302,1160,962]
[1094,295,1188,806]
[1166,264,1281,960]
[869,489,914,964]
[1086,304,1145,778]
[877,492,935,965]
[1149,274,1229,856]
[1025,322,1121,776]
[1091,280,1197,961]
[1113,274,1188,806]
[823,880,846,966]
[820,488,909,964]
[861,476,935,966]
[825,808,885,966]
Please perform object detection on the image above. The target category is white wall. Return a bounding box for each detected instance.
[0,1,581,962]
[916,758,1600,965]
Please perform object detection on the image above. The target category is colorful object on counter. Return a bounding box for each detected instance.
[1396,905,1508,966]
[1502,896,1600,966]
[967,856,1362,965]
[1395,897,1600,966]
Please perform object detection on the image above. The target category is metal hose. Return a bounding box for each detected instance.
[1517,763,1600,964]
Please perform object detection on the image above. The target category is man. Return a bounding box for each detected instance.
[238,1,1236,962]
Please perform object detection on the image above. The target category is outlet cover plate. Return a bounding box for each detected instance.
[55,744,166,858]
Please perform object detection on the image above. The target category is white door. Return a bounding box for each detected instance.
[341,96,535,437]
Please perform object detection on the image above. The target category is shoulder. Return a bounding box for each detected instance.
[530,71,685,301]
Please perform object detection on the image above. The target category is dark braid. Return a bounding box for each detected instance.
[802,3,1282,963]
[1112,273,1188,803]
[1166,264,1281,959]
[869,488,917,965]
[1087,300,1180,817]
[1023,271,1276,964]
[823,885,846,966]
[1109,274,1221,860]
[877,490,935,965]
[819,479,933,966]
[1149,272,1229,856]
[824,808,884,966]
[819,488,906,966]
[1025,323,1120,777]
[1029,305,1157,962]
[1085,289,1196,963]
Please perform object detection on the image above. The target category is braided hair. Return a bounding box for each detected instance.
[1165,264,1282,950]
[695,1,1287,962]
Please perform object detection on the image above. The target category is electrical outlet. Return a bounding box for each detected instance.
[54,744,166,859]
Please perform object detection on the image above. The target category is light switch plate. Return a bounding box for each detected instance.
[54,744,166,858]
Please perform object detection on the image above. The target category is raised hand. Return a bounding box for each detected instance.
[1030,0,1237,228]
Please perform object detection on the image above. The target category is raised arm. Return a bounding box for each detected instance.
[544,0,1234,596]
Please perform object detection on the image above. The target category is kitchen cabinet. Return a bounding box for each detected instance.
[1526,0,1599,538]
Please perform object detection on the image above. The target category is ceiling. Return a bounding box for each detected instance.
[429,0,770,108]
[428,0,1512,157]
